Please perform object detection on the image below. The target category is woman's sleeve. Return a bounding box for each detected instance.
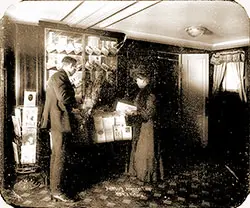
[138,93,156,121]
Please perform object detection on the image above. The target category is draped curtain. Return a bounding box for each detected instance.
[235,62,246,102]
[210,50,246,102]
[212,62,226,93]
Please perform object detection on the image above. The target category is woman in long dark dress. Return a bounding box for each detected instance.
[126,67,164,183]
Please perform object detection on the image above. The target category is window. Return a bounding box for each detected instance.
[222,62,244,92]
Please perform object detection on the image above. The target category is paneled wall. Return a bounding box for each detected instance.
[15,23,44,108]
[2,17,16,189]
[1,21,45,111]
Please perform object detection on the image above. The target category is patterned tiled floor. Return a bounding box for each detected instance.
[2,162,248,208]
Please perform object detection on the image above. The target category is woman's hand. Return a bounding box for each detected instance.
[72,108,81,113]
[125,110,137,116]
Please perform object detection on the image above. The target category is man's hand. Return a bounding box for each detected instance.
[72,108,81,113]
[83,98,94,109]
[75,95,84,104]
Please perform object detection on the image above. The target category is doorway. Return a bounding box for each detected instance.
[180,54,209,148]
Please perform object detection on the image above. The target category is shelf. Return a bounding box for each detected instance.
[47,50,83,56]
[85,53,117,58]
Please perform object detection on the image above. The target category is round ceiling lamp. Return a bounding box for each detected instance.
[185,26,207,37]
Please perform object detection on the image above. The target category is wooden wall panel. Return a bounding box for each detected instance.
[15,24,44,107]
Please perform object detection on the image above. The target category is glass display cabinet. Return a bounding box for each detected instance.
[44,28,119,104]
[45,28,85,98]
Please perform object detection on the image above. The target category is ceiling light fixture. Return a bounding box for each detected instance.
[185,26,207,37]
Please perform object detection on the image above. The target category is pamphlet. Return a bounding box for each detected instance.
[93,111,132,142]
[93,115,106,143]
[15,107,22,127]
[21,127,37,164]
[22,107,38,128]
[12,142,20,164]
[12,116,21,137]
[122,126,132,140]
[115,100,137,114]
[102,116,114,142]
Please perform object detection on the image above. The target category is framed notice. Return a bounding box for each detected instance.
[24,91,36,107]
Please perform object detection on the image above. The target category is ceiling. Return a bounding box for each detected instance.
[3,0,250,50]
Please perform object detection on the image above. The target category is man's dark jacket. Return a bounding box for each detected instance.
[41,70,77,132]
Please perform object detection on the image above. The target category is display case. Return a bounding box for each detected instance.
[84,34,118,105]
[12,105,38,173]
[45,28,84,98]
[44,28,119,104]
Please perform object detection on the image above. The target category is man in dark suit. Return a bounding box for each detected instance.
[41,56,80,202]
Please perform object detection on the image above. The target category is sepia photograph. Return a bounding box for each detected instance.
[0,0,250,207]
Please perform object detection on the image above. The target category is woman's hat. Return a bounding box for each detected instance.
[130,64,151,80]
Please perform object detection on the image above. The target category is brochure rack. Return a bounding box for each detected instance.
[12,105,38,174]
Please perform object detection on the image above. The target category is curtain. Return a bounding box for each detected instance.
[211,50,245,65]
[212,62,226,93]
[235,62,247,102]
[211,50,246,102]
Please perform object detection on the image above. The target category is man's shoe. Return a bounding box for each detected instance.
[51,193,74,203]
